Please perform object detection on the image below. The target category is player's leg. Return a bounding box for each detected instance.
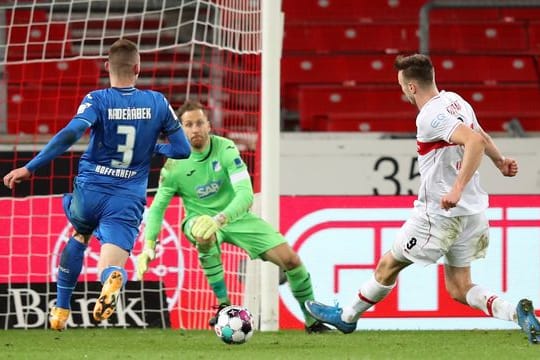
[444,265,515,320]
[305,251,408,334]
[50,187,99,331]
[221,214,326,333]
[261,242,329,332]
[93,243,130,321]
[183,217,231,326]
[91,196,143,322]
[445,213,540,344]
[306,212,442,333]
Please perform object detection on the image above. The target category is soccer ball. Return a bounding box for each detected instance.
[214,305,254,345]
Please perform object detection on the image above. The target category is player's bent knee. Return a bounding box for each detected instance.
[280,253,302,271]
[72,231,91,245]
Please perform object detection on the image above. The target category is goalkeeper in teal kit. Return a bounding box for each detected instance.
[137,100,329,333]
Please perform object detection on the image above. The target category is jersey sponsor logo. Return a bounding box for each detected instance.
[430,113,447,128]
[95,164,137,178]
[77,102,92,115]
[196,180,222,198]
[212,161,221,172]
[108,107,152,120]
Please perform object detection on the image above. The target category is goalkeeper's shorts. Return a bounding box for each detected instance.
[183,212,287,259]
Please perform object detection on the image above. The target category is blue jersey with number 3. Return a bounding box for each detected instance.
[73,86,180,200]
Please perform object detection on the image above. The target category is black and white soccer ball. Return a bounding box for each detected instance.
[214,305,254,345]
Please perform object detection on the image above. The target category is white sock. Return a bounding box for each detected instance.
[342,274,395,323]
[465,285,517,322]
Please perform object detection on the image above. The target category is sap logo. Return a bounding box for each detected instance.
[196,181,221,198]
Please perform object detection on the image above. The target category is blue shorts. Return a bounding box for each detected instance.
[63,180,144,252]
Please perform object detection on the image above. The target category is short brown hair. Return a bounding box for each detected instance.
[108,39,139,77]
[176,100,206,118]
[394,54,434,87]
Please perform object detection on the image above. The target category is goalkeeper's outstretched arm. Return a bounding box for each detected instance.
[137,164,177,279]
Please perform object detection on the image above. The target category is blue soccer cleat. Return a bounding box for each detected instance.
[304,300,357,334]
[516,298,540,344]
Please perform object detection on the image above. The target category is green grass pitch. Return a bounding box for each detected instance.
[2,328,539,360]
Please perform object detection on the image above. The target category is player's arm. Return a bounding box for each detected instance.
[442,123,487,210]
[145,164,177,244]
[3,118,90,189]
[191,142,253,240]
[478,127,518,177]
[154,101,191,159]
[154,129,191,159]
[137,161,178,279]
[220,165,253,224]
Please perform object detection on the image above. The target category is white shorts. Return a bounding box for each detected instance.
[391,210,489,267]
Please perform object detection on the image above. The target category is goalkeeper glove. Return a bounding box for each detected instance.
[191,214,227,240]
[136,240,157,280]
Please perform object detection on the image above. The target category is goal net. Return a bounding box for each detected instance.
[0,0,263,330]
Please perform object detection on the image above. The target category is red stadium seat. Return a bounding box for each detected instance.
[500,8,540,21]
[449,85,540,131]
[282,0,426,23]
[298,86,417,132]
[7,85,94,134]
[6,9,73,61]
[283,23,418,53]
[298,85,540,133]
[527,21,540,53]
[430,55,539,84]
[282,54,396,85]
[429,21,529,54]
[281,54,539,114]
[6,60,101,85]
[283,54,538,86]
[430,8,501,22]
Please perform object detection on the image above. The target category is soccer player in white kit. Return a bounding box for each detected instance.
[305,53,540,344]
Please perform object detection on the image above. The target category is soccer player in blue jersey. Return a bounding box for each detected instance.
[3,38,191,331]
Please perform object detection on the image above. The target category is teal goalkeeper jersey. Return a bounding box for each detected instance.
[145,135,253,243]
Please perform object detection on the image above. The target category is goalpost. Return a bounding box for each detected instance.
[0,0,282,331]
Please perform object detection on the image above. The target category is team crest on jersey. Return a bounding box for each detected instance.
[233,158,243,168]
[212,161,221,172]
[77,102,92,115]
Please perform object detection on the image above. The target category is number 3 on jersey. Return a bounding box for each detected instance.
[111,125,135,168]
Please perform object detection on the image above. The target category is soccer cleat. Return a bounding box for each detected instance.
[305,300,357,334]
[208,303,230,327]
[93,270,123,322]
[305,320,332,334]
[516,298,540,344]
[49,307,70,331]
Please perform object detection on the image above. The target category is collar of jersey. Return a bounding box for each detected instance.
[191,136,213,162]
[111,86,136,93]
